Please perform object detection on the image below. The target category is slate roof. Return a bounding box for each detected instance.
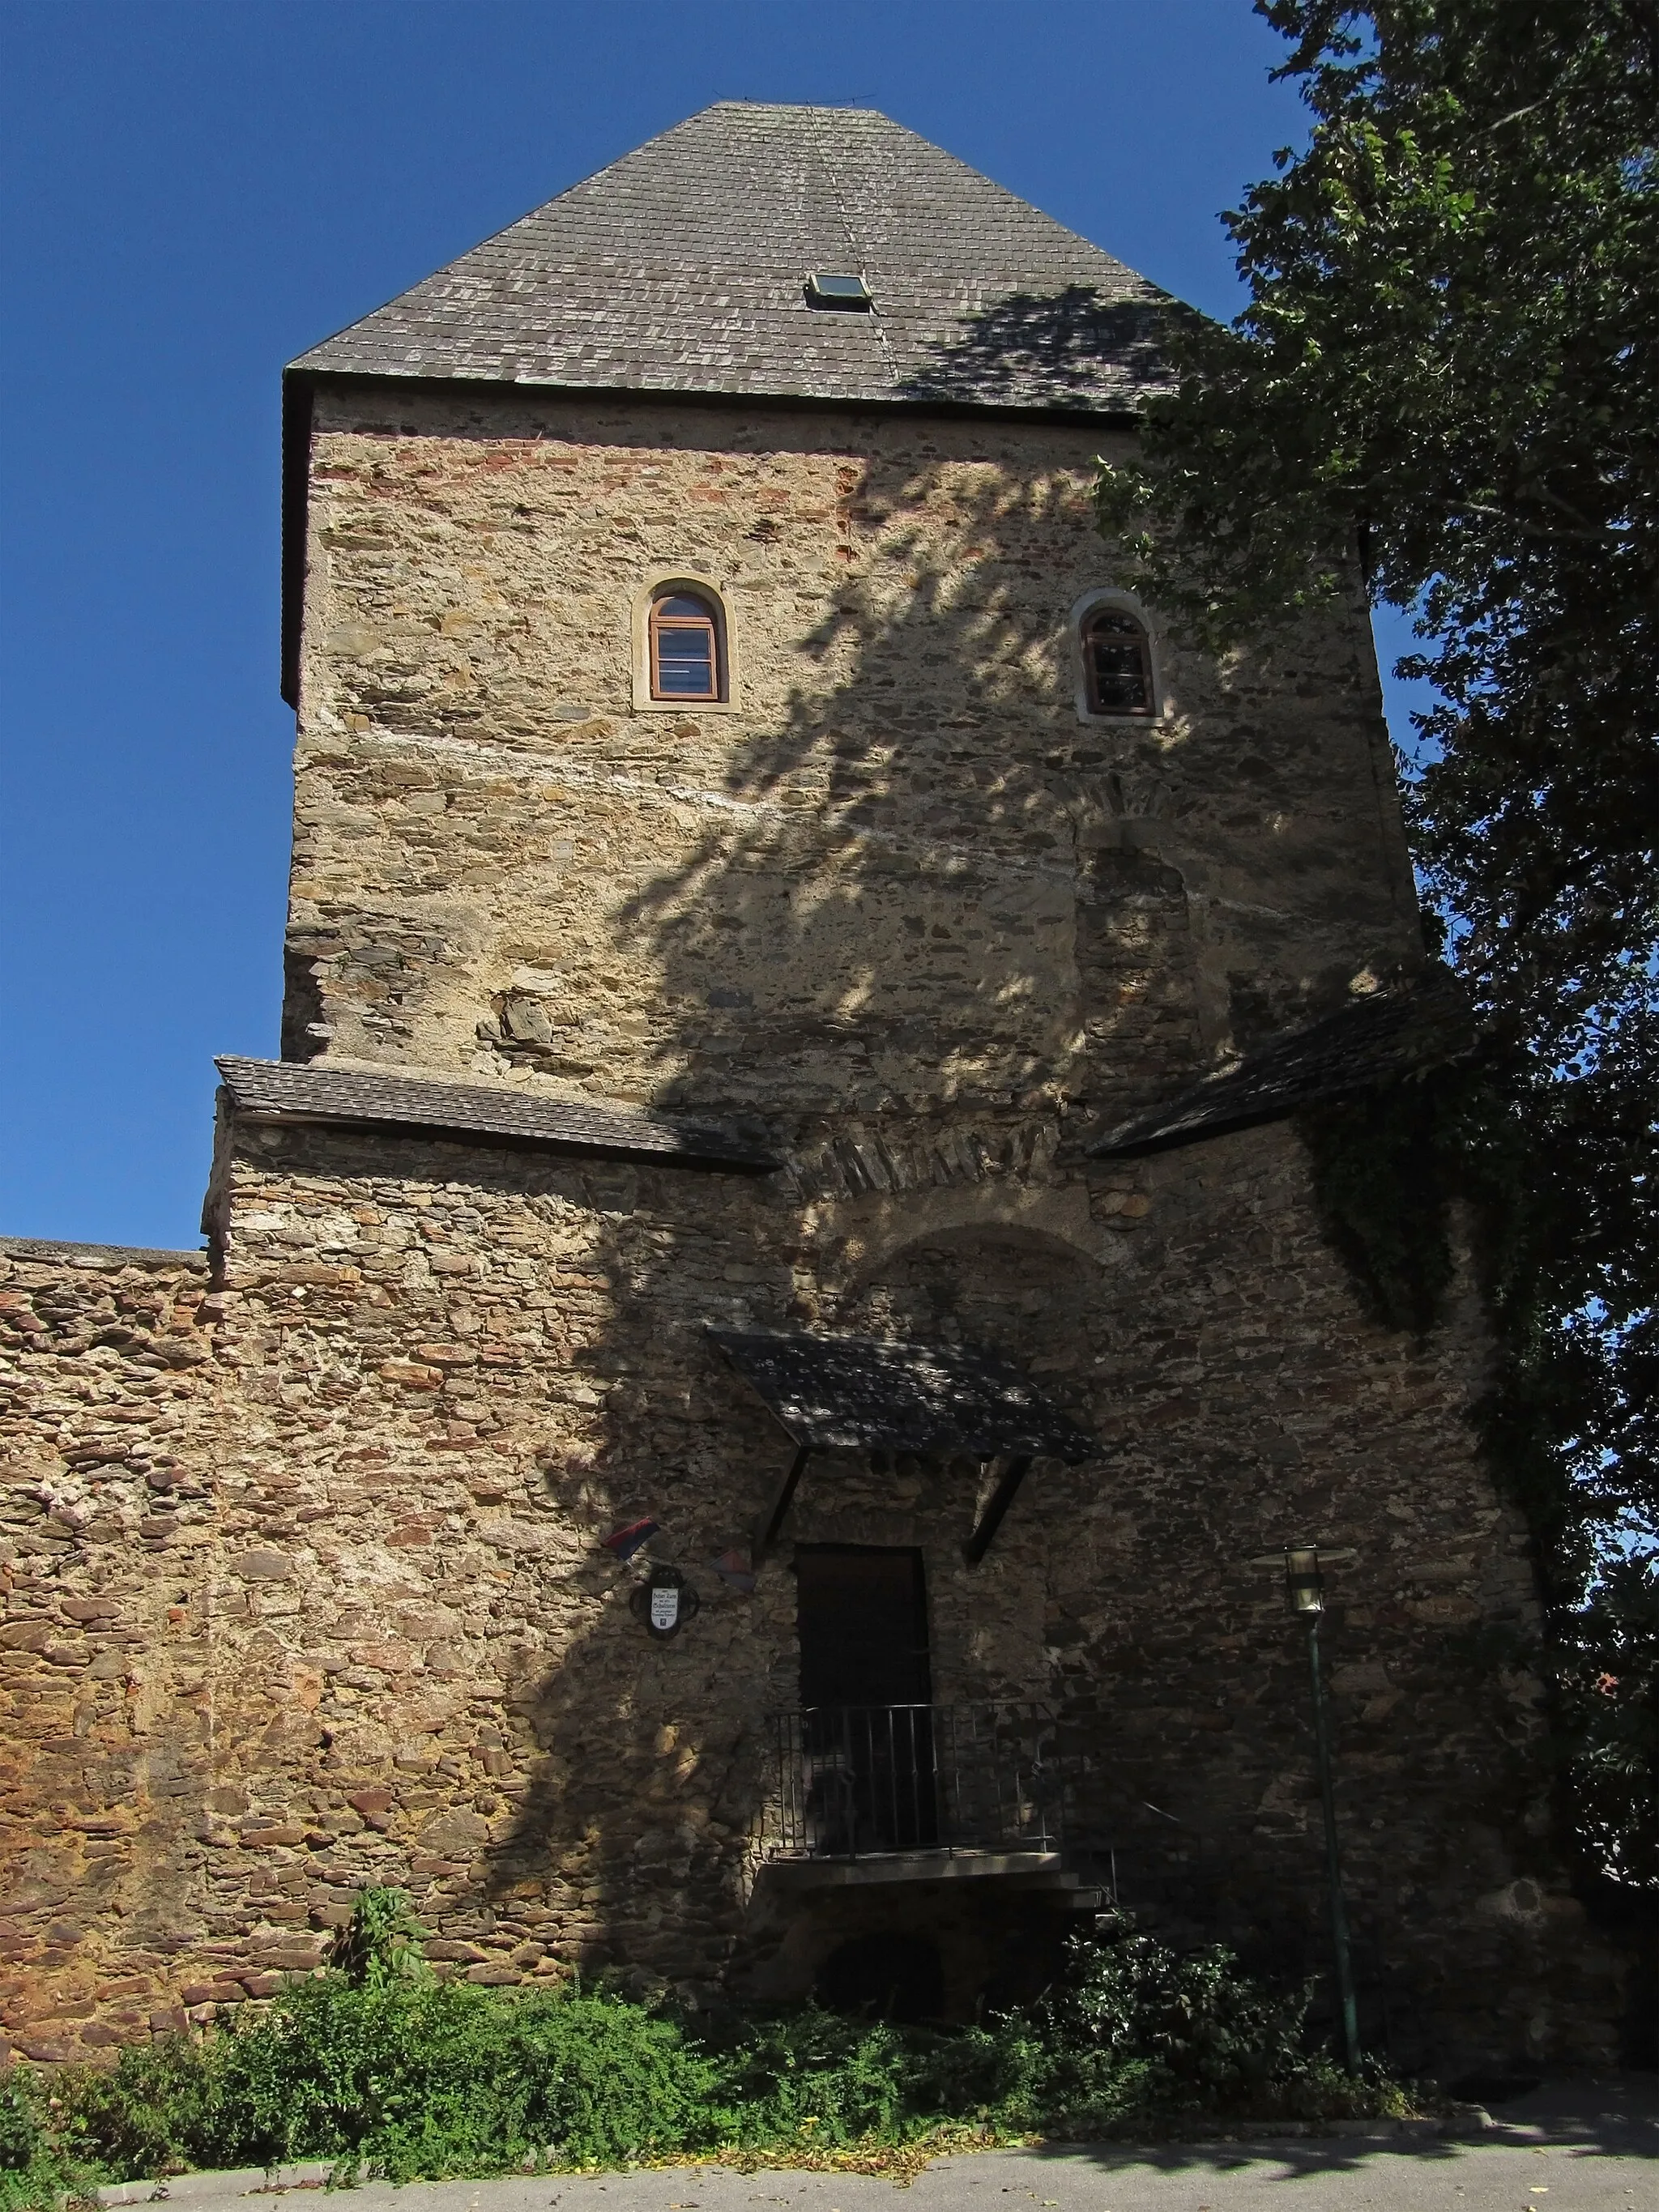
[290,102,1173,416]
[215,1057,780,1172]
[0,1238,207,1271]
[709,1326,1099,1461]
[1088,965,1475,1160]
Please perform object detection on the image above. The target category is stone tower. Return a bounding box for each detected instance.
[0,105,1622,2069]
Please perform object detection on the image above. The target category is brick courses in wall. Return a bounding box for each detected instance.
[0,375,1625,2073]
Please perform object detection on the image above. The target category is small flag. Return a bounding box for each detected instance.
[709,1547,756,1595]
[602,1516,659,1562]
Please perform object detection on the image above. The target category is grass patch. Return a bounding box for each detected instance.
[5,1892,1418,2201]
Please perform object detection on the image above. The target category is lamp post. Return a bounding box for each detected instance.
[1253,1544,1361,2076]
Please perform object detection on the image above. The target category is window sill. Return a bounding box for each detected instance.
[632,694,743,714]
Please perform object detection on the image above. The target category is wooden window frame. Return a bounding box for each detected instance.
[1072,592,1161,722]
[1081,605,1156,718]
[649,591,723,704]
[632,573,739,712]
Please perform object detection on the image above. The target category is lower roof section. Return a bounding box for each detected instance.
[710,1324,1098,1462]
[1088,964,1474,1160]
[0,1236,206,1272]
[215,1056,781,1173]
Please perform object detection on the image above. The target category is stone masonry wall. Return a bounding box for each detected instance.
[1,1240,222,2056]
[286,386,1421,1122]
[0,381,1624,2073]
[0,1099,1627,2069]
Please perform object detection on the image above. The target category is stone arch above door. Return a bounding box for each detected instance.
[811,1183,1121,1299]
[830,1216,1107,1387]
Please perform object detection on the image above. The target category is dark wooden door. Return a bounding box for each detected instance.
[795,1546,935,1852]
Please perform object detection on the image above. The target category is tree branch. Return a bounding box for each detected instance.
[1462,503,1626,544]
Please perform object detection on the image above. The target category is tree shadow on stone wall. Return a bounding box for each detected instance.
[458,363,1239,1998]
[465,294,1346,2001]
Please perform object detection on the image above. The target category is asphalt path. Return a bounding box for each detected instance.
[96,2077,1656,2212]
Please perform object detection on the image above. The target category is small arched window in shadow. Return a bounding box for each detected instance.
[1081,603,1155,717]
[650,587,724,702]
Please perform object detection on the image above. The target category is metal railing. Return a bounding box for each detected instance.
[761,1702,1068,1860]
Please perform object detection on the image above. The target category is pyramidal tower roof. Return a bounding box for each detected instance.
[292,102,1174,416]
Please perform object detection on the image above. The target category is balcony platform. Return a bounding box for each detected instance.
[757,1847,1104,1901]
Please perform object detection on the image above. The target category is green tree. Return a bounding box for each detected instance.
[1098,2,1657,1886]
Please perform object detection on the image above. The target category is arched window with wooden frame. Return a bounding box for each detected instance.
[649,586,724,702]
[1079,600,1156,718]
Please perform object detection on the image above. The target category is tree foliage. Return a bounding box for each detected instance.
[1555,1549,1659,1888]
[1097,2,1657,1885]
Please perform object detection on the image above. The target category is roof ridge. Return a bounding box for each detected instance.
[703,98,891,113]
[243,1049,670,1114]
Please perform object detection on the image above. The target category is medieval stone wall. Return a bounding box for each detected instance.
[1,1239,222,2056]
[286,386,1421,1120]
[0,384,1624,2073]
[0,1095,1625,2068]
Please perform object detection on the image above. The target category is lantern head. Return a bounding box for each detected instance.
[1286,1546,1325,1614]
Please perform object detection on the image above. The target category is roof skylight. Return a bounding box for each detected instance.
[805,272,873,309]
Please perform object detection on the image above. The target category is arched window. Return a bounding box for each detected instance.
[649,587,723,701]
[1081,603,1155,717]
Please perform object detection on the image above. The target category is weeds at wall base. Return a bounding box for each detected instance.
[0,1895,1418,2206]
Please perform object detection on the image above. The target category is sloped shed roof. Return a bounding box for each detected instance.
[216,1056,779,1172]
[709,1326,1099,1461]
[290,102,1174,416]
[1088,966,1476,1159]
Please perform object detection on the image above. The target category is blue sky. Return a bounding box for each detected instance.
[0,0,1419,1249]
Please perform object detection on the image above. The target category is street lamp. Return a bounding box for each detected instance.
[1252,1543,1361,2075]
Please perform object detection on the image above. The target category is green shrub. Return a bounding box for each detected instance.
[53,2031,222,2180]
[0,2078,42,2174]
[49,1977,735,2184]
[31,1889,1411,2188]
[0,2069,88,2212]
[1013,1922,1393,2131]
[210,1974,733,2180]
[322,1882,431,1989]
[706,2007,957,2147]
